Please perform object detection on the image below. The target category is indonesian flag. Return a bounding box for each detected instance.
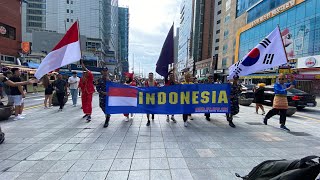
[228,27,287,79]
[108,87,138,107]
[35,21,81,79]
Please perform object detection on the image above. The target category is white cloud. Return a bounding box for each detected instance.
[119,0,181,77]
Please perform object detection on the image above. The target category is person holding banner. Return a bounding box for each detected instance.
[204,74,215,121]
[165,71,178,123]
[226,75,242,128]
[123,72,136,121]
[145,72,158,126]
[182,73,194,127]
[96,67,111,128]
[79,61,95,122]
[263,74,294,131]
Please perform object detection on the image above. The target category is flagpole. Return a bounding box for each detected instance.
[277,25,290,75]
[77,19,83,62]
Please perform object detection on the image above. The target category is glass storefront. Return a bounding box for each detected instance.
[239,0,320,61]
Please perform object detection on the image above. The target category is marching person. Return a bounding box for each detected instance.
[79,61,95,122]
[226,75,242,128]
[68,71,80,107]
[165,70,178,123]
[204,74,215,121]
[41,74,55,109]
[96,67,111,128]
[263,73,294,131]
[53,74,68,111]
[181,73,194,127]
[2,71,14,106]
[145,72,158,126]
[254,83,266,115]
[123,72,136,121]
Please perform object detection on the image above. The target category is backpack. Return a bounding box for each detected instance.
[235,155,320,180]
[0,126,4,144]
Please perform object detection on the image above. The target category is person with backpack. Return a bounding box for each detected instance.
[145,72,158,126]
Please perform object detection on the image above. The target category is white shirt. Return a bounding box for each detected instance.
[68,76,80,89]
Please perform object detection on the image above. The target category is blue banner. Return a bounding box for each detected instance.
[105,82,231,114]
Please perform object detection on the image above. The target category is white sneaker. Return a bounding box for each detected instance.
[73,105,76,107]
[171,116,177,123]
[184,122,188,127]
[125,117,129,122]
[18,114,25,118]
[166,116,169,122]
[189,116,193,120]
[13,116,20,121]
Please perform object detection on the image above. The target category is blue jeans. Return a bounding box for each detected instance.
[70,89,78,105]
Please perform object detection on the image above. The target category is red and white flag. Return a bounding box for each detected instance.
[108,87,138,107]
[35,21,81,79]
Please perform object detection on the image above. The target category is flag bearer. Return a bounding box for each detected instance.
[226,75,242,128]
[123,72,136,121]
[204,74,215,121]
[181,73,194,127]
[165,70,178,123]
[145,72,158,126]
[96,67,111,128]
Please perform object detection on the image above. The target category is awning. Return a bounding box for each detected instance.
[23,62,40,69]
[240,73,278,79]
[2,63,37,73]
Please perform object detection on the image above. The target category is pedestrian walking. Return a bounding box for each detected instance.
[254,83,266,115]
[165,71,178,123]
[68,71,80,107]
[32,81,38,94]
[79,61,95,122]
[181,73,194,127]
[96,67,111,128]
[9,68,25,120]
[263,74,295,131]
[145,72,158,126]
[41,74,54,109]
[2,71,14,106]
[226,75,242,128]
[204,74,215,121]
[123,72,136,121]
[53,74,68,111]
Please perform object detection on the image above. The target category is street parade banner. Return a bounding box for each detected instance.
[105,82,231,114]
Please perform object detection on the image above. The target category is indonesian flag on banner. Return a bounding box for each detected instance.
[228,27,287,80]
[108,87,138,107]
[35,21,81,79]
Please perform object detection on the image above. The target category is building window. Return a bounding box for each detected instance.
[216,29,220,34]
[217,20,221,24]
[223,44,228,54]
[217,10,221,15]
[71,19,73,22]
[218,1,221,5]
[215,47,219,50]
[224,30,229,39]
[0,23,16,40]
[67,0,69,4]
[71,10,73,13]
[67,9,69,13]
[215,39,219,43]
[226,0,231,11]
[71,1,73,4]
[224,13,230,23]
[222,58,227,68]
[66,18,69,22]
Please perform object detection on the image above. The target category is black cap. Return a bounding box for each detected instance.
[102,67,108,71]
[72,71,77,74]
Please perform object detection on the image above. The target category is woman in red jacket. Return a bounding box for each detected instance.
[79,61,95,122]
[123,72,136,121]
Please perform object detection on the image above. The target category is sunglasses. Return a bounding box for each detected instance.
[279,78,285,80]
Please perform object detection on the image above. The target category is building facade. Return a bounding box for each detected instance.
[118,7,129,75]
[0,0,22,64]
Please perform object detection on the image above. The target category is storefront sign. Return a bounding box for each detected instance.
[288,74,320,80]
[251,0,296,27]
[297,55,320,68]
[21,42,31,54]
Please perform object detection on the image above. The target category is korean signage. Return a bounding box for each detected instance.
[21,42,31,54]
[297,55,320,69]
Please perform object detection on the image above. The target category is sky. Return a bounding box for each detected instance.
[119,0,181,78]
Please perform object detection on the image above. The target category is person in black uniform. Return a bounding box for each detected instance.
[204,74,214,121]
[254,83,265,115]
[96,67,111,127]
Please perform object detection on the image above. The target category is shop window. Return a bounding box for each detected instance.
[222,58,227,68]
[223,44,228,54]
[67,9,69,13]
[67,18,69,22]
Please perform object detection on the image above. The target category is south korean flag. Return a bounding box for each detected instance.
[228,27,287,80]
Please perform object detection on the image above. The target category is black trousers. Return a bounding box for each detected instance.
[265,108,287,125]
[56,92,65,109]
[205,113,210,118]
[147,114,154,120]
[183,114,191,122]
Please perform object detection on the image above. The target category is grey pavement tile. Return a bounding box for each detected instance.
[80,151,102,160]
[89,143,107,151]
[185,158,211,169]
[81,138,98,144]
[133,150,150,159]
[0,160,20,172]
[0,150,19,160]
[39,144,62,152]
[47,160,76,172]
[27,160,57,172]
[131,158,150,170]
[168,158,188,169]
[171,169,193,180]
[150,170,171,180]
[83,172,108,180]
[8,160,38,172]
[26,151,51,160]
[61,151,85,160]
[150,158,169,170]
[106,171,129,180]
[128,170,149,180]
[66,137,85,144]
[116,149,134,158]
[166,149,183,158]
[110,159,132,171]
[72,143,93,151]
[0,172,23,180]
[151,142,165,149]
[55,144,77,152]
[104,143,121,150]
[135,142,151,150]
[164,142,180,149]
[120,143,136,150]
[97,150,118,159]
[60,171,86,180]
[89,159,113,171]
[196,149,215,157]
[181,148,201,158]
[69,160,94,172]
[43,151,68,160]
[151,149,167,158]
[9,144,32,151]
[16,172,44,180]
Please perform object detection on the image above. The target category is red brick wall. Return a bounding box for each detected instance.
[0,0,22,57]
[201,0,214,60]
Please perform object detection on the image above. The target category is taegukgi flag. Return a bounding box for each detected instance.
[35,21,81,79]
[228,27,287,79]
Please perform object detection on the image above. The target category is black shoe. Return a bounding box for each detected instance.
[229,121,236,128]
[280,125,290,131]
[86,115,91,122]
[82,114,88,118]
[206,117,211,121]
[146,120,150,126]
[263,117,268,125]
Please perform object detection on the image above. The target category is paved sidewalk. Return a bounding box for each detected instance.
[0,97,320,180]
